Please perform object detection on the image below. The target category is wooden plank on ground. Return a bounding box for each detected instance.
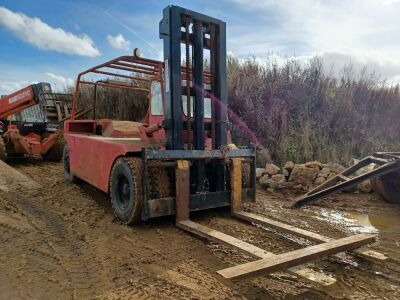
[217,233,376,280]
[178,220,274,259]
[234,211,330,242]
[178,220,336,285]
[233,211,386,260]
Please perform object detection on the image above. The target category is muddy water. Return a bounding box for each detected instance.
[308,196,400,299]
[347,211,400,230]
[244,191,400,299]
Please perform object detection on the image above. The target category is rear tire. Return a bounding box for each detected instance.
[63,144,78,183]
[110,157,142,225]
[371,171,400,204]
[0,136,6,161]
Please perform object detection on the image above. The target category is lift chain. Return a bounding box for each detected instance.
[184,15,193,150]
[209,25,216,149]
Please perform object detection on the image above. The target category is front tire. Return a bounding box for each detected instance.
[63,144,78,183]
[110,157,142,225]
[0,136,6,161]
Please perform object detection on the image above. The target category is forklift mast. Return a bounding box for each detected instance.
[160,5,229,191]
[160,5,228,151]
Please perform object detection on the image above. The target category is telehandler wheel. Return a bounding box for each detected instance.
[371,171,400,204]
[43,137,64,161]
[63,144,78,183]
[0,136,6,161]
[110,157,142,225]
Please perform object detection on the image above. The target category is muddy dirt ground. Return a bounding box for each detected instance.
[0,159,399,299]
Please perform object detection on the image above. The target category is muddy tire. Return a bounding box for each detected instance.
[0,136,6,161]
[63,144,78,183]
[371,171,400,204]
[110,157,142,225]
[43,137,64,162]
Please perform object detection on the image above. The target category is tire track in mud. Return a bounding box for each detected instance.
[0,191,107,299]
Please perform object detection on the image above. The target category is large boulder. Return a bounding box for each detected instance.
[325,162,346,174]
[283,161,295,172]
[256,168,266,179]
[349,158,376,176]
[265,163,280,176]
[358,180,372,193]
[314,176,326,185]
[318,167,331,178]
[305,161,323,170]
[289,164,319,187]
[271,174,285,183]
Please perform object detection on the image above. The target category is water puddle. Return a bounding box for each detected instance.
[346,212,400,230]
[315,209,379,234]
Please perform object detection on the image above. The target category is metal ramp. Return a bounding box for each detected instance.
[292,152,400,208]
[175,158,382,282]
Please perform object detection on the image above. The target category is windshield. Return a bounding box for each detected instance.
[151,81,163,115]
[14,104,45,122]
[182,82,212,118]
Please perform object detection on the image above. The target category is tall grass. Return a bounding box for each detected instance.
[228,56,400,165]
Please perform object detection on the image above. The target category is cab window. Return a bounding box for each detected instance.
[151,81,163,115]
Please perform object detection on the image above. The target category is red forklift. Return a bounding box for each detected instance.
[63,5,379,281]
[0,82,72,161]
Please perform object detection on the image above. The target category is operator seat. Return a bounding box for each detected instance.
[96,119,141,137]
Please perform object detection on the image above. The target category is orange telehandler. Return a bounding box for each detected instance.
[0,82,72,161]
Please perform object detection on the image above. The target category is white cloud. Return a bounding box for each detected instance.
[45,72,74,87]
[0,81,31,96]
[383,0,400,5]
[107,33,130,50]
[0,6,100,57]
[227,0,400,83]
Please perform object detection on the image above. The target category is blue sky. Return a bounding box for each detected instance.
[1,0,400,94]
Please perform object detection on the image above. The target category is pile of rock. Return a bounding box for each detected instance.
[257,160,372,193]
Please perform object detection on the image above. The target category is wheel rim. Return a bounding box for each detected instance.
[117,174,131,210]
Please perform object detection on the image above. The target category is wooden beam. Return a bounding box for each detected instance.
[234,211,330,242]
[178,220,273,258]
[230,158,242,213]
[233,211,386,260]
[178,220,336,285]
[175,160,190,223]
[217,233,376,279]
